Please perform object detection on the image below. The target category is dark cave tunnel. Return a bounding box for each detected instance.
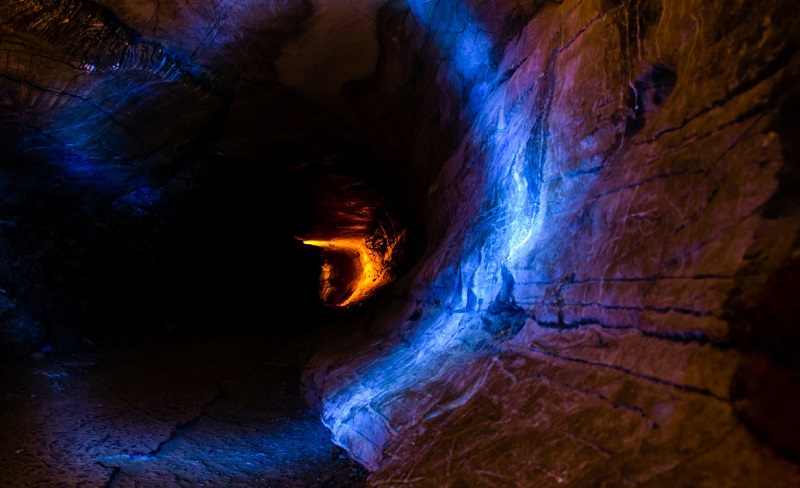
[0,0,427,485]
[0,0,426,353]
[0,84,415,354]
[1,132,419,347]
[3,0,800,487]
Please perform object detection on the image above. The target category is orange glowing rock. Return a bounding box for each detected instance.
[302,228,404,308]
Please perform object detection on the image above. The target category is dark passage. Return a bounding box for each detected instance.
[0,129,404,486]
[0,1,418,485]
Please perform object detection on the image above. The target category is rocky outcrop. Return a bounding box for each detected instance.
[303,0,800,485]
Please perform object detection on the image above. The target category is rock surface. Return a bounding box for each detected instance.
[0,334,368,487]
[301,0,800,485]
[1,0,799,486]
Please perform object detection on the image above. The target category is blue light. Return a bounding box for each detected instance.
[315,0,575,471]
[407,0,497,111]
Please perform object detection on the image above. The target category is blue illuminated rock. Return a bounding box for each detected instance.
[301,0,800,485]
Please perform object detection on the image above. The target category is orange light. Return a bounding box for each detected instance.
[302,229,404,307]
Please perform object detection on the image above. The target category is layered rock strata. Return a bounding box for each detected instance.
[303,0,800,485]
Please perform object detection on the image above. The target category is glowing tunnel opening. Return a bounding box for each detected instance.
[302,227,405,308]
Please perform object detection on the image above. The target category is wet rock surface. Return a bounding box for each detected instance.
[0,334,368,487]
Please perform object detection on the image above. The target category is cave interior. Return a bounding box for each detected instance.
[1,0,800,486]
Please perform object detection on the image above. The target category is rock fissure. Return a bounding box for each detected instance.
[506,343,728,401]
[103,381,223,466]
[644,59,790,145]
[101,465,121,488]
[516,275,735,286]
[0,73,132,130]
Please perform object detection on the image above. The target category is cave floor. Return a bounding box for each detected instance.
[0,332,368,488]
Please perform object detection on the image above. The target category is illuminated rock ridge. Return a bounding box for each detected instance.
[301,0,800,485]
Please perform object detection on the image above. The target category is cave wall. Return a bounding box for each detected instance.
[305,0,800,485]
[1,0,799,484]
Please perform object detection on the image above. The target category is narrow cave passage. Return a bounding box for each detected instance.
[0,129,412,486]
[0,0,420,483]
[0,127,411,486]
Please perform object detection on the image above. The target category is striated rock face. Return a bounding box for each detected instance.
[1,0,799,485]
[302,0,800,485]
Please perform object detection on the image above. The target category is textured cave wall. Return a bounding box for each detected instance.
[1,0,799,485]
[303,0,800,485]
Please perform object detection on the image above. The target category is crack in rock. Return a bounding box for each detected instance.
[98,381,223,479]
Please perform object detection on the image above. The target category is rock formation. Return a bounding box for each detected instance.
[1,0,799,486]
